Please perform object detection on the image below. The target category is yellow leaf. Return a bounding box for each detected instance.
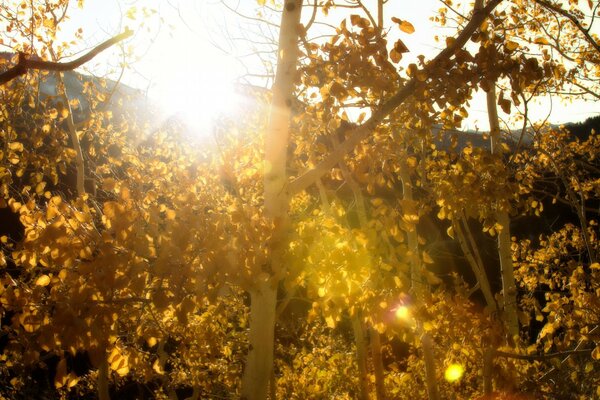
[318,287,326,297]
[392,17,415,34]
[422,251,434,264]
[8,142,23,152]
[115,365,130,377]
[325,315,336,328]
[505,40,519,51]
[35,275,51,287]
[67,373,79,388]
[391,277,401,289]
[534,36,549,45]
[592,345,600,360]
[35,182,46,195]
[406,156,417,168]
[54,359,67,388]
[64,148,77,159]
[152,359,164,374]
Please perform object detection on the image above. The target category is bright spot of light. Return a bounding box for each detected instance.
[395,305,411,321]
[135,3,244,139]
[149,49,242,137]
[444,363,464,383]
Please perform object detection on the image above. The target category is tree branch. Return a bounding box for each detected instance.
[534,0,600,56]
[288,0,503,194]
[495,348,592,361]
[0,29,133,85]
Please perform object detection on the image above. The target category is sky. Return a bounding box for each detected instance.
[59,0,599,134]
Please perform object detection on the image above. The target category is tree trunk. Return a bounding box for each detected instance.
[370,327,386,400]
[97,357,110,400]
[454,215,497,311]
[486,85,519,338]
[352,312,370,400]
[399,165,440,400]
[242,281,278,400]
[421,332,440,400]
[49,49,86,198]
[482,346,494,396]
[242,2,302,398]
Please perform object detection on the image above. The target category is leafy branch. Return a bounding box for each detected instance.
[288,0,503,194]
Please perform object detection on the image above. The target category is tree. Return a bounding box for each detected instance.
[2,0,600,399]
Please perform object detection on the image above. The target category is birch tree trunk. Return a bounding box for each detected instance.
[370,326,386,400]
[352,312,371,400]
[242,281,279,400]
[399,166,440,400]
[241,1,302,399]
[486,85,519,338]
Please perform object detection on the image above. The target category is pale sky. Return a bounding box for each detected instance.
[59,0,598,133]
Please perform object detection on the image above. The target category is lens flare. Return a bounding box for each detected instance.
[395,305,410,321]
[444,363,465,382]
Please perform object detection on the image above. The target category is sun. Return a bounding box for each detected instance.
[135,6,244,139]
[146,41,242,137]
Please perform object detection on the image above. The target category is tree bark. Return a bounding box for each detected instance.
[352,312,370,400]
[420,332,440,400]
[482,346,494,396]
[54,71,86,197]
[399,165,440,400]
[370,327,387,400]
[242,281,278,400]
[454,215,497,311]
[486,85,519,338]
[97,357,110,400]
[48,48,86,198]
[241,1,302,399]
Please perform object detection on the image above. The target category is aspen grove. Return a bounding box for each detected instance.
[0,0,600,399]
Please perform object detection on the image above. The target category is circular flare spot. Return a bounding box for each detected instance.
[395,306,410,321]
[444,363,464,382]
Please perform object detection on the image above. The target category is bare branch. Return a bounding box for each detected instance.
[0,29,133,85]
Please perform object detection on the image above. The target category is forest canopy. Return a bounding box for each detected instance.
[0,0,599,399]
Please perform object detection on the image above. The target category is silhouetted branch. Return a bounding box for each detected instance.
[0,29,133,85]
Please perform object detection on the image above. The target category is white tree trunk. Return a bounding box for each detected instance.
[241,281,278,400]
[399,166,440,400]
[241,1,302,399]
[486,85,519,338]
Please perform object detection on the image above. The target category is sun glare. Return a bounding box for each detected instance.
[147,44,241,137]
[135,4,244,139]
[444,363,465,383]
[395,305,411,321]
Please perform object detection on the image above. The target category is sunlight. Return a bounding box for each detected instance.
[444,363,465,383]
[122,2,246,139]
[394,305,411,322]
[147,41,242,137]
